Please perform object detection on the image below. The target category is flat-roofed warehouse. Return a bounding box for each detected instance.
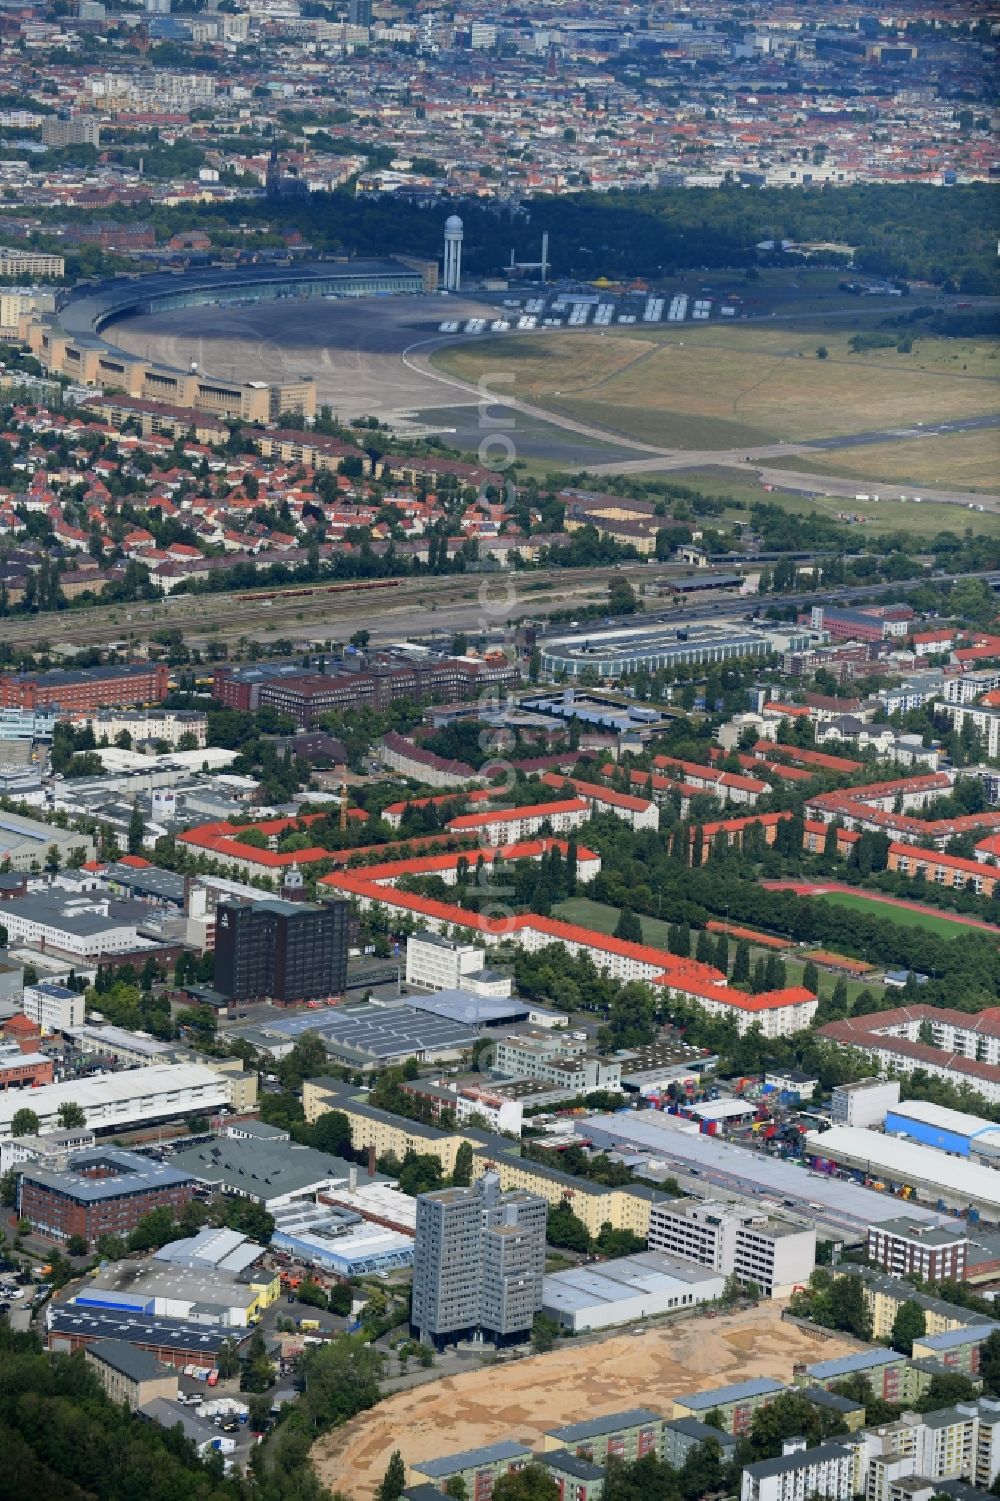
[0,810,95,870]
[542,1250,725,1332]
[238,1001,478,1067]
[577,1112,942,1239]
[540,622,810,679]
[45,1304,254,1369]
[0,1064,227,1138]
[804,1125,1000,1217]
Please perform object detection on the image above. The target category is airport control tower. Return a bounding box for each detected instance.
[443,214,463,291]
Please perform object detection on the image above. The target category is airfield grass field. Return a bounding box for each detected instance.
[762,426,1000,494]
[711,482,1000,539]
[434,325,1000,450]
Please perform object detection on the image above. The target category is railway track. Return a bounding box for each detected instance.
[0,564,640,651]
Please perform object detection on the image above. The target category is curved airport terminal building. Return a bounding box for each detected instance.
[26,255,435,423]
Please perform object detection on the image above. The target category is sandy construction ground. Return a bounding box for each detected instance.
[313,1305,859,1498]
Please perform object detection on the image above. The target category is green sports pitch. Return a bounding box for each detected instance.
[813,890,989,941]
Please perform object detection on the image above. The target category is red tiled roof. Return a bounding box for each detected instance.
[446,799,588,831]
[756,741,863,774]
[540,772,653,814]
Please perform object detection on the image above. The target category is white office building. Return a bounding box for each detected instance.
[830,1078,901,1128]
[647,1200,815,1299]
[405,932,512,998]
[860,1400,1000,1501]
[21,980,85,1033]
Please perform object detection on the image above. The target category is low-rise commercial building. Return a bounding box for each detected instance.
[492,1029,622,1093]
[84,1339,178,1409]
[542,1252,725,1332]
[45,1304,253,1370]
[0,813,94,873]
[17,1147,195,1245]
[0,1063,228,1138]
[0,1125,95,1176]
[77,1252,280,1327]
[170,1135,369,1210]
[0,1038,53,1090]
[1,891,149,959]
[271,1202,414,1277]
[64,1024,174,1069]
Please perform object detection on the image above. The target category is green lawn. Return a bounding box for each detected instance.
[814,890,976,941]
[553,895,674,949]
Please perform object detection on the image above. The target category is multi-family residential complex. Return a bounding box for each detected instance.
[741,1436,854,1501]
[821,1007,1000,1107]
[867,1219,969,1283]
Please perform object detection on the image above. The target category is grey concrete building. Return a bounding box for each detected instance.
[411,1172,546,1349]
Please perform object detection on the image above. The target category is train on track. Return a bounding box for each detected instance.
[236,579,404,605]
